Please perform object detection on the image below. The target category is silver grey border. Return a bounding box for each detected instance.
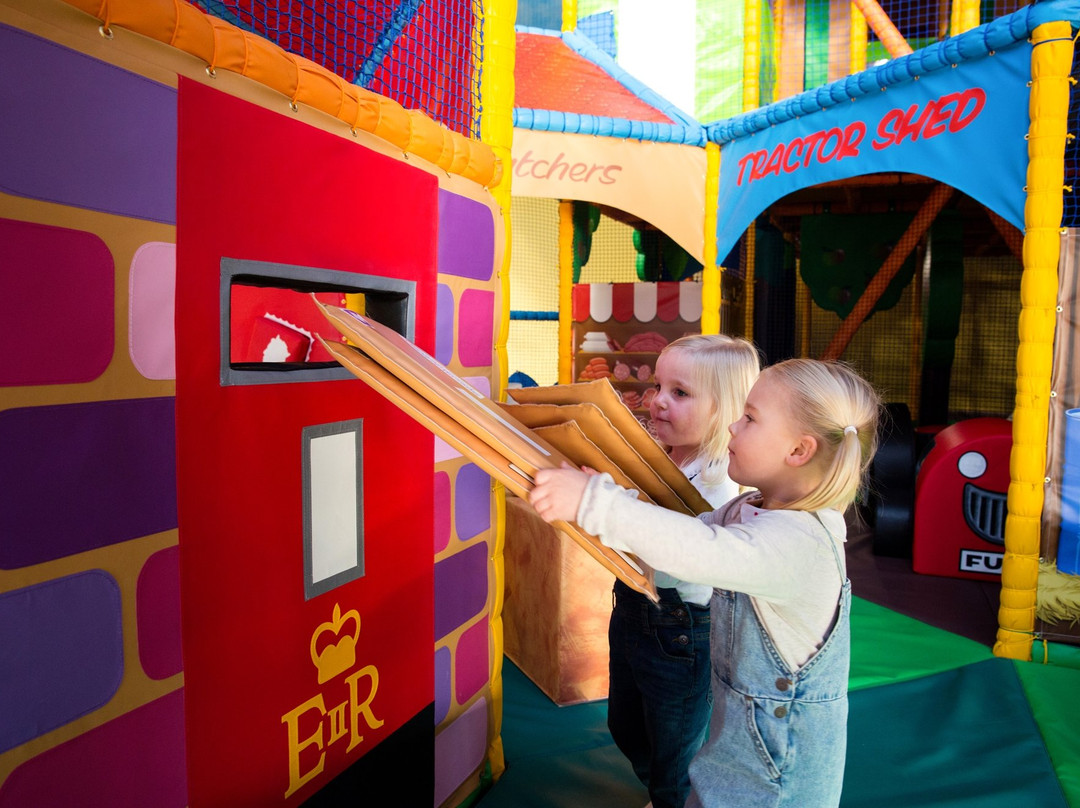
[220,257,416,386]
[302,419,365,601]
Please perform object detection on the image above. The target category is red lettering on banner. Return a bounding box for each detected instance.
[799,131,826,167]
[763,143,785,177]
[735,122,864,186]
[736,152,759,184]
[873,87,985,150]
[783,137,804,172]
[922,94,956,138]
[735,88,984,185]
[950,88,984,131]
[898,103,933,144]
[511,149,623,186]
[841,122,865,157]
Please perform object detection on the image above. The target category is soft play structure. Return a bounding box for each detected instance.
[8,0,1080,806]
[701,0,1080,662]
[508,0,1080,661]
[493,8,1080,808]
[0,0,511,805]
[507,23,716,393]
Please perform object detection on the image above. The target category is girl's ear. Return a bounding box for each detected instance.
[786,434,818,468]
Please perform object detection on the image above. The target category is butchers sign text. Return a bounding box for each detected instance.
[734,87,985,186]
[512,149,623,185]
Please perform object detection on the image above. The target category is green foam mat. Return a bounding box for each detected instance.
[850,596,993,691]
[481,660,647,808]
[1014,645,1080,807]
[479,621,1080,807]
[842,658,1067,807]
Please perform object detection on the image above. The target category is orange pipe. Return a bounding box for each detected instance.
[822,183,953,360]
[851,0,913,58]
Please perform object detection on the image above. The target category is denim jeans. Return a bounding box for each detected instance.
[608,579,713,808]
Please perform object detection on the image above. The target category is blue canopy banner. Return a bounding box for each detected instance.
[713,39,1030,261]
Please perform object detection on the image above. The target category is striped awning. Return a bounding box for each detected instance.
[572,282,702,324]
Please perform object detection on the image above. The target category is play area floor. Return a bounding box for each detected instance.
[477,528,1080,807]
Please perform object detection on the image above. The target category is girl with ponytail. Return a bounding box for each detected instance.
[529,358,881,808]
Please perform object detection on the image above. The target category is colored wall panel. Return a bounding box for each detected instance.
[0,398,178,569]
[434,645,453,725]
[129,242,177,381]
[0,572,123,754]
[435,435,462,463]
[457,289,495,367]
[0,218,113,387]
[463,375,492,398]
[0,25,177,223]
[455,617,490,704]
[455,463,493,541]
[436,283,455,364]
[136,546,183,681]
[435,470,452,553]
[0,689,187,808]
[433,697,488,808]
[438,190,495,281]
[434,541,489,641]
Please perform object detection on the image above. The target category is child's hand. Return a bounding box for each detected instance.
[529,462,590,524]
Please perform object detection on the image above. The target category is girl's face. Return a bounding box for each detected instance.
[649,349,713,458]
[727,373,807,501]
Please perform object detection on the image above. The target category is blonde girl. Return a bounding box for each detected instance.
[530,358,881,808]
[608,334,759,808]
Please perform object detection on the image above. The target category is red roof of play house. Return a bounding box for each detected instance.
[514,32,675,124]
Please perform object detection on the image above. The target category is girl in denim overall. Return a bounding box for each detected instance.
[530,359,880,807]
[608,335,759,808]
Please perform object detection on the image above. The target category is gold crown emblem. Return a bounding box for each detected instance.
[310,603,361,684]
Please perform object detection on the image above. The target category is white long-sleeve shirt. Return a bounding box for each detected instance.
[655,455,739,606]
[578,473,848,670]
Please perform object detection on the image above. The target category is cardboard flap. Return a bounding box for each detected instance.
[314,310,659,601]
[530,420,656,588]
[501,401,692,515]
[508,380,712,515]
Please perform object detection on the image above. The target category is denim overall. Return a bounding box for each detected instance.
[686,517,850,808]
[608,579,712,808]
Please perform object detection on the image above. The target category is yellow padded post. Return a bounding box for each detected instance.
[850,2,867,75]
[743,0,761,112]
[994,20,1073,662]
[478,0,517,779]
[951,0,981,37]
[702,143,722,336]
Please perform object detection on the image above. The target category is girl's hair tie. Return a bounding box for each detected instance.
[843,425,857,436]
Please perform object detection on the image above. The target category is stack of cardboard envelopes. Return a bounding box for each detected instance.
[315,299,711,602]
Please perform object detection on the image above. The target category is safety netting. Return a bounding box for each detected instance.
[573,0,1029,123]
[749,184,1021,427]
[507,197,560,387]
[1064,34,1080,228]
[507,198,720,387]
[758,0,1029,114]
[194,0,483,137]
